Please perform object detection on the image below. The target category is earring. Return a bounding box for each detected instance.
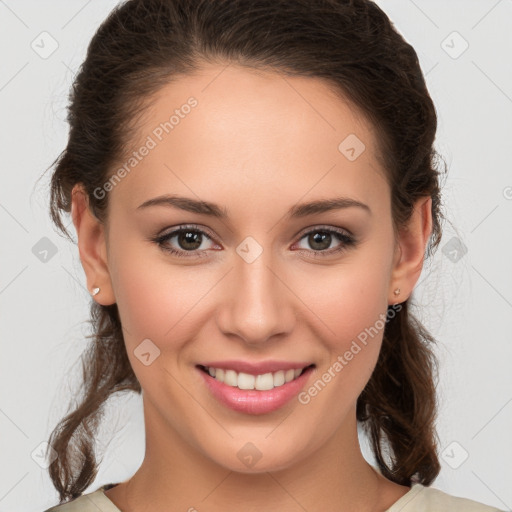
[91,286,100,296]
[393,288,400,296]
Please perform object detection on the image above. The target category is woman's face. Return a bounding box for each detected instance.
[98,64,405,472]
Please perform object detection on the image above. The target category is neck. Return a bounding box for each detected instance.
[107,398,408,512]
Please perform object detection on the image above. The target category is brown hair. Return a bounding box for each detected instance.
[47,0,446,503]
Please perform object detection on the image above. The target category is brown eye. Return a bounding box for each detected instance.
[294,227,356,258]
[307,231,333,251]
[152,225,216,258]
[176,230,203,251]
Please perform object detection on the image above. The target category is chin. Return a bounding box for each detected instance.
[202,434,315,475]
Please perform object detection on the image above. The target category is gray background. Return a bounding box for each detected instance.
[0,1,511,510]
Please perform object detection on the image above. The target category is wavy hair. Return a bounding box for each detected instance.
[47,0,446,503]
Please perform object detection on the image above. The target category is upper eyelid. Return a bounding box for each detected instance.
[158,224,217,243]
[294,224,353,238]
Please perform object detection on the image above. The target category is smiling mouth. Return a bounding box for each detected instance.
[197,364,315,391]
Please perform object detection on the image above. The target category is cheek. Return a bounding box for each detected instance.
[107,233,193,344]
[289,249,392,409]
[291,257,391,348]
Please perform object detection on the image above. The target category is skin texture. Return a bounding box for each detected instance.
[71,64,432,511]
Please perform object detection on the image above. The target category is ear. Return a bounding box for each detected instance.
[71,184,116,305]
[388,196,432,305]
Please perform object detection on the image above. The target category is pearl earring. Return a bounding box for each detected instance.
[393,288,400,296]
[91,287,100,296]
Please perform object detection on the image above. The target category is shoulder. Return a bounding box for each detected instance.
[387,483,505,512]
[43,485,121,512]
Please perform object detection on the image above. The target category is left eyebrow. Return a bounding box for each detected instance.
[286,197,371,218]
[136,194,371,218]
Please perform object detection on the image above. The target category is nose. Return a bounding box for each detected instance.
[215,248,296,346]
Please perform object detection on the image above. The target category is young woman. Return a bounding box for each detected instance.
[43,0,503,510]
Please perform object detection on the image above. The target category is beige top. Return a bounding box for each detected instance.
[44,480,505,511]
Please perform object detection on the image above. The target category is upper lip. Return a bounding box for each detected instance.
[198,360,314,375]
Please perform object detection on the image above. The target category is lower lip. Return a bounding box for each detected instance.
[197,366,314,415]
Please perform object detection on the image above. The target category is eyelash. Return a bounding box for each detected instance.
[151,224,357,259]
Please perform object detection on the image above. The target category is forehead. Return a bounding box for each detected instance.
[109,64,388,214]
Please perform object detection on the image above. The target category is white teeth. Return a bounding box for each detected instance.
[273,370,285,387]
[237,372,255,390]
[224,369,238,387]
[204,366,308,390]
[255,372,274,390]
